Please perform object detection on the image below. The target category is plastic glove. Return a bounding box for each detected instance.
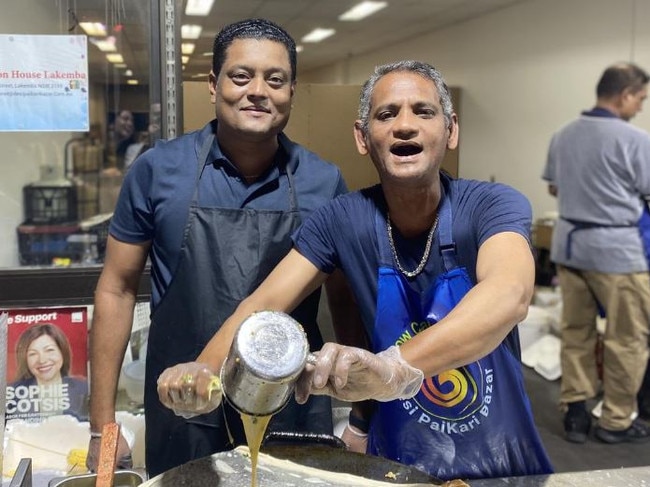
[157,362,222,418]
[340,424,368,453]
[295,343,424,404]
[86,433,132,472]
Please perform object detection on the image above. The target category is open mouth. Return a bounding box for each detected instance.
[390,143,422,157]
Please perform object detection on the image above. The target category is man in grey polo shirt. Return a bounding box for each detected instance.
[543,62,650,445]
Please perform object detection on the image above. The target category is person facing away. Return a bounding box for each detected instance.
[86,18,359,477]
[8,323,88,422]
[542,62,650,445]
[158,60,554,481]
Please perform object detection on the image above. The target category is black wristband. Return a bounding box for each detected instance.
[348,411,370,433]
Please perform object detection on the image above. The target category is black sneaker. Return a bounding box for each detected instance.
[595,419,650,444]
[564,403,591,443]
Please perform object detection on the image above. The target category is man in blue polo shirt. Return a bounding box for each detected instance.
[86,18,353,476]
[159,60,553,481]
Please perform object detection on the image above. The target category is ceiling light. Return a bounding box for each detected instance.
[90,36,117,52]
[296,45,304,53]
[106,53,124,63]
[124,69,133,76]
[182,43,195,55]
[127,79,139,85]
[202,51,212,57]
[114,63,127,69]
[339,1,388,21]
[182,56,190,64]
[182,24,203,39]
[301,28,336,43]
[185,0,214,16]
[191,73,210,79]
[79,22,107,36]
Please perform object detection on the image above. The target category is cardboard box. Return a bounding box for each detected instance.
[533,222,554,250]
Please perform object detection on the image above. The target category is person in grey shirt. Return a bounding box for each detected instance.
[542,62,650,445]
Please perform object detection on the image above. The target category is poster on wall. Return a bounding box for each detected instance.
[3,306,89,423]
[0,34,89,132]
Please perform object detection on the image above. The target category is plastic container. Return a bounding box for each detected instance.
[122,360,146,404]
[17,223,81,265]
[23,182,78,224]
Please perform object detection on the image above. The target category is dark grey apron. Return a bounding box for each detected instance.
[144,132,331,477]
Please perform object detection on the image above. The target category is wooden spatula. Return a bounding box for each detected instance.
[96,422,121,487]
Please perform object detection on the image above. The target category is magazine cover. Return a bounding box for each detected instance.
[3,307,89,422]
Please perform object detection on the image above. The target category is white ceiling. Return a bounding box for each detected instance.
[65,0,532,83]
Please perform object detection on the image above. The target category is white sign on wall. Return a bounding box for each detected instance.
[0,34,89,132]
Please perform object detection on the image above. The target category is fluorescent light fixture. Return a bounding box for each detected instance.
[202,51,213,57]
[127,79,139,85]
[182,43,195,55]
[90,36,117,52]
[339,1,387,21]
[106,53,124,63]
[182,24,203,39]
[296,45,304,53]
[185,0,214,16]
[191,73,210,79]
[79,22,107,36]
[124,69,133,76]
[114,63,127,69]
[182,55,190,64]
[301,28,336,43]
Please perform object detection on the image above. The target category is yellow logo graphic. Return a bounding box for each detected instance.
[420,366,481,419]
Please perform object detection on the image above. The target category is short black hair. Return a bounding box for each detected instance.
[596,62,649,98]
[212,18,297,82]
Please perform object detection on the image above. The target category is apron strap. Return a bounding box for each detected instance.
[561,217,632,260]
[191,132,216,205]
[437,181,458,272]
[282,159,299,212]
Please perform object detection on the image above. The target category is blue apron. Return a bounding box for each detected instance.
[367,187,554,480]
[638,201,650,264]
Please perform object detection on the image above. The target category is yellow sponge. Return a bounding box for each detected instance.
[67,448,88,472]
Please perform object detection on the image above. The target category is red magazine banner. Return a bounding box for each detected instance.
[3,306,89,422]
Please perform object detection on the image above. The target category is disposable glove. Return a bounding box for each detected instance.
[295,343,424,404]
[86,432,132,472]
[157,362,222,419]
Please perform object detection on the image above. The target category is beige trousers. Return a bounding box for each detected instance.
[557,265,650,430]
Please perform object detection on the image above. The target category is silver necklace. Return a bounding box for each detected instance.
[386,213,439,278]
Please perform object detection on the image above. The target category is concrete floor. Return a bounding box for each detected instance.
[523,366,650,473]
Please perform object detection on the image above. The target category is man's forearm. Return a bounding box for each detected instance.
[196,298,262,373]
[89,291,136,431]
[401,232,534,377]
[196,249,328,373]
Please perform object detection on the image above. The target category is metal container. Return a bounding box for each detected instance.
[48,470,145,487]
[221,310,309,416]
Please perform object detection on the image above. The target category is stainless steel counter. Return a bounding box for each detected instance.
[470,466,650,486]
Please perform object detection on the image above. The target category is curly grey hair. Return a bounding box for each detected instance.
[357,60,454,134]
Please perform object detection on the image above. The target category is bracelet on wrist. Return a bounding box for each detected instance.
[89,431,102,438]
[345,423,369,438]
[348,411,370,434]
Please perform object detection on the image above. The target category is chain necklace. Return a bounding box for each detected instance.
[386,213,439,278]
